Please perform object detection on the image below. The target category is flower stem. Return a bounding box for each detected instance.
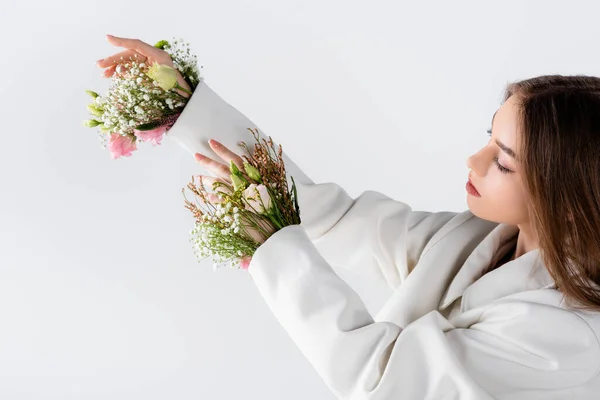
[174,82,193,96]
[266,213,283,229]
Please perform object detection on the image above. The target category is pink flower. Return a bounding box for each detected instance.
[133,125,168,146]
[108,133,137,159]
[239,256,252,270]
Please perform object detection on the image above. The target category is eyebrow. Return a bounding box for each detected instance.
[490,110,518,161]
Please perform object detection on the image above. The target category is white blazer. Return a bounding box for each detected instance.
[171,81,600,399]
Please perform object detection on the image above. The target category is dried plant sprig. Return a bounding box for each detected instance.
[157,37,203,93]
[238,128,301,226]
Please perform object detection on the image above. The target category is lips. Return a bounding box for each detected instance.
[468,178,480,195]
[468,178,477,190]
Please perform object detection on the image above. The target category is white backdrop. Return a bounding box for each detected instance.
[1,0,598,398]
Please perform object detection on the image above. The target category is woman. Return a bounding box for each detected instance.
[98,35,600,399]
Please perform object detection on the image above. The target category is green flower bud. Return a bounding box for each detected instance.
[154,40,170,50]
[85,90,99,98]
[98,124,112,133]
[244,162,261,182]
[230,160,241,176]
[86,104,103,117]
[231,174,246,191]
[146,62,178,91]
[83,119,102,128]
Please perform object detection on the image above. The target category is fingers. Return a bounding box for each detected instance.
[106,34,159,59]
[101,64,118,78]
[195,153,232,180]
[207,193,223,204]
[97,49,146,68]
[208,139,246,172]
[194,175,232,190]
[197,192,224,206]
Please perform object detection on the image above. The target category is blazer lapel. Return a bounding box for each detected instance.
[462,249,555,311]
[438,222,521,310]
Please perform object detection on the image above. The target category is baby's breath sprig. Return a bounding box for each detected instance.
[84,60,188,150]
[183,174,273,270]
[155,37,203,93]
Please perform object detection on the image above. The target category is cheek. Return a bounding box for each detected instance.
[481,171,512,196]
[497,182,526,207]
[468,174,529,223]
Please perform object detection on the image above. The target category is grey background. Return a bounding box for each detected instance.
[1,0,597,398]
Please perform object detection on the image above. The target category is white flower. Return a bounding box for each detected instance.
[146,62,178,91]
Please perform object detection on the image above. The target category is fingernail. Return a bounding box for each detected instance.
[195,153,203,161]
[97,59,104,63]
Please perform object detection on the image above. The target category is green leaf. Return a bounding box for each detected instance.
[134,121,164,131]
[86,104,103,117]
[83,119,101,128]
[291,176,300,223]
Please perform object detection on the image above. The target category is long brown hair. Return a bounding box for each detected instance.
[503,75,600,311]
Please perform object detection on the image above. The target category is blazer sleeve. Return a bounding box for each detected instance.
[168,80,314,186]
[295,183,456,289]
[173,81,456,288]
[247,224,600,400]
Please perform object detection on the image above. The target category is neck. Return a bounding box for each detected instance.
[512,223,539,260]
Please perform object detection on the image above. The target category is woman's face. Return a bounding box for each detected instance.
[466,95,529,225]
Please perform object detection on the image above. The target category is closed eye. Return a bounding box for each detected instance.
[487,129,513,174]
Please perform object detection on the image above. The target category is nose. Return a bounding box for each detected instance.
[466,153,477,173]
[466,147,487,177]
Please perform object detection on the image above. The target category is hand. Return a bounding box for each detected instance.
[194,138,249,196]
[196,139,263,269]
[96,34,192,98]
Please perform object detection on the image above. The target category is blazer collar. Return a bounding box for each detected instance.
[438,222,555,311]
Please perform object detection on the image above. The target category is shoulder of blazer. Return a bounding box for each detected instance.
[571,307,600,375]
[419,210,498,257]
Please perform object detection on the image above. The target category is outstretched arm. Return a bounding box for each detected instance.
[186,93,457,291]
[97,34,313,185]
[180,81,460,289]
[169,80,313,186]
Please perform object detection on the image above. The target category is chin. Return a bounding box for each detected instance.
[466,200,496,223]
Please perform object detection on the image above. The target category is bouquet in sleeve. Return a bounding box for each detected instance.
[83,37,302,270]
[182,128,301,271]
[83,38,201,159]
